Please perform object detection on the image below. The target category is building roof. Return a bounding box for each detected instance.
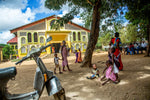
[7,37,17,44]
[10,15,90,33]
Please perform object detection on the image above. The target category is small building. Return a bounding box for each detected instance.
[9,15,90,57]
[7,36,18,58]
[0,46,3,62]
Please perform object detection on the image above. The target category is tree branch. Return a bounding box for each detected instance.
[87,0,94,6]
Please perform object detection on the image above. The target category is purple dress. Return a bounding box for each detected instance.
[75,52,78,63]
[62,46,68,66]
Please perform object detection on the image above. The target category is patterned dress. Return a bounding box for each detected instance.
[111,38,123,70]
[62,46,68,66]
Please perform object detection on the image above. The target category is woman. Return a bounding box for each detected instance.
[61,40,72,71]
[77,48,82,63]
[109,32,123,70]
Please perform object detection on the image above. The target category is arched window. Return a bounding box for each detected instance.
[50,20,56,26]
[83,36,86,41]
[40,37,44,43]
[28,33,32,42]
[34,32,38,42]
[31,46,36,50]
[21,37,26,44]
[78,32,81,41]
[76,44,79,50]
[73,32,76,41]
[84,44,86,49]
[21,46,26,53]
[50,19,56,29]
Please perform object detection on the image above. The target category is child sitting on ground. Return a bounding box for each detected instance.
[101,60,117,85]
[87,64,100,79]
[54,53,62,74]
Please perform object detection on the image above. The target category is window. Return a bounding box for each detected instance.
[15,45,18,49]
[11,46,14,49]
[76,44,79,50]
[21,37,26,44]
[83,36,86,41]
[21,46,26,53]
[50,19,56,29]
[40,37,44,43]
[31,46,36,50]
[34,32,38,42]
[28,33,32,42]
[78,32,81,41]
[73,32,76,41]
[84,44,86,49]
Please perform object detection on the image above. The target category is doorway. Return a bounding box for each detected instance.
[52,43,61,53]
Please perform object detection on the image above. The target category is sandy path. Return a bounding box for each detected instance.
[0,52,150,100]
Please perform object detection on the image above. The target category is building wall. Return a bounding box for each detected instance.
[17,30,46,57]
[15,18,89,57]
[0,47,3,62]
[9,43,18,58]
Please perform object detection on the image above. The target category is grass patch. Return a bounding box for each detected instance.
[11,59,21,62]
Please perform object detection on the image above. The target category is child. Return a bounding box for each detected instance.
[54,53,62,74]
[108,47,120,81]
[75,50,78,63]
[101,60,117,85]
[77,48,82,63]
[87,64,99,79]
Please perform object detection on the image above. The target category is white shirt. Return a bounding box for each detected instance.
[54,57,59,65]
[141,42,147,48]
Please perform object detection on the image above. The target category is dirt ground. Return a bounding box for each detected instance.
[0,52,150,100]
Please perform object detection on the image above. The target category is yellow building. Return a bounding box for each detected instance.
[9,15,90,57]
[0,46,3,62]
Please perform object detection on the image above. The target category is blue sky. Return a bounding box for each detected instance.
[0,0,84,44]
[0,0,128,44]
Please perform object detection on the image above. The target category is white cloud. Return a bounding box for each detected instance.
[72,17,84,25]
[0,31,15,44]
[0,0,35,44]
[0,7,35,31]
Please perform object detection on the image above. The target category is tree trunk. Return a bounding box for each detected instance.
[80,1,101,67]
[145,24,150,56]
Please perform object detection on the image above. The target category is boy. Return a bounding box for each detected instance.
[54,53,62,74]
[87,64,100,79]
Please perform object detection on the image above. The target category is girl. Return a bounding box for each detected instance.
[77,48,82,63]
[101,60,117,85]
[108,47,120,82]
[75,50,78,63]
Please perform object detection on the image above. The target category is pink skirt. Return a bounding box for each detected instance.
[105,66,116,81]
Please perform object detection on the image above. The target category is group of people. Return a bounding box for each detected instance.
[75,49,82,63]
[122,41,148,55]
[53,32,124,86]
[53,40,72,74]
[87,32,123,85]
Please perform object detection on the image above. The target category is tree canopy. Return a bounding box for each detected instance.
[122,0,150,56]
[2,45,14,59]
[45,0,127,67]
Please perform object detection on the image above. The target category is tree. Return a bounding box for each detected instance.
[120,24,138,44]
[123,0,150,56]
[2,45,14,59]
[45,0,123,67]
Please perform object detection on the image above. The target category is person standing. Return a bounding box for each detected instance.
[77,48,82,63]
[109,32,123,70]
[54,53,62,74]
[75,50,78,63]
[61,40,72,71]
